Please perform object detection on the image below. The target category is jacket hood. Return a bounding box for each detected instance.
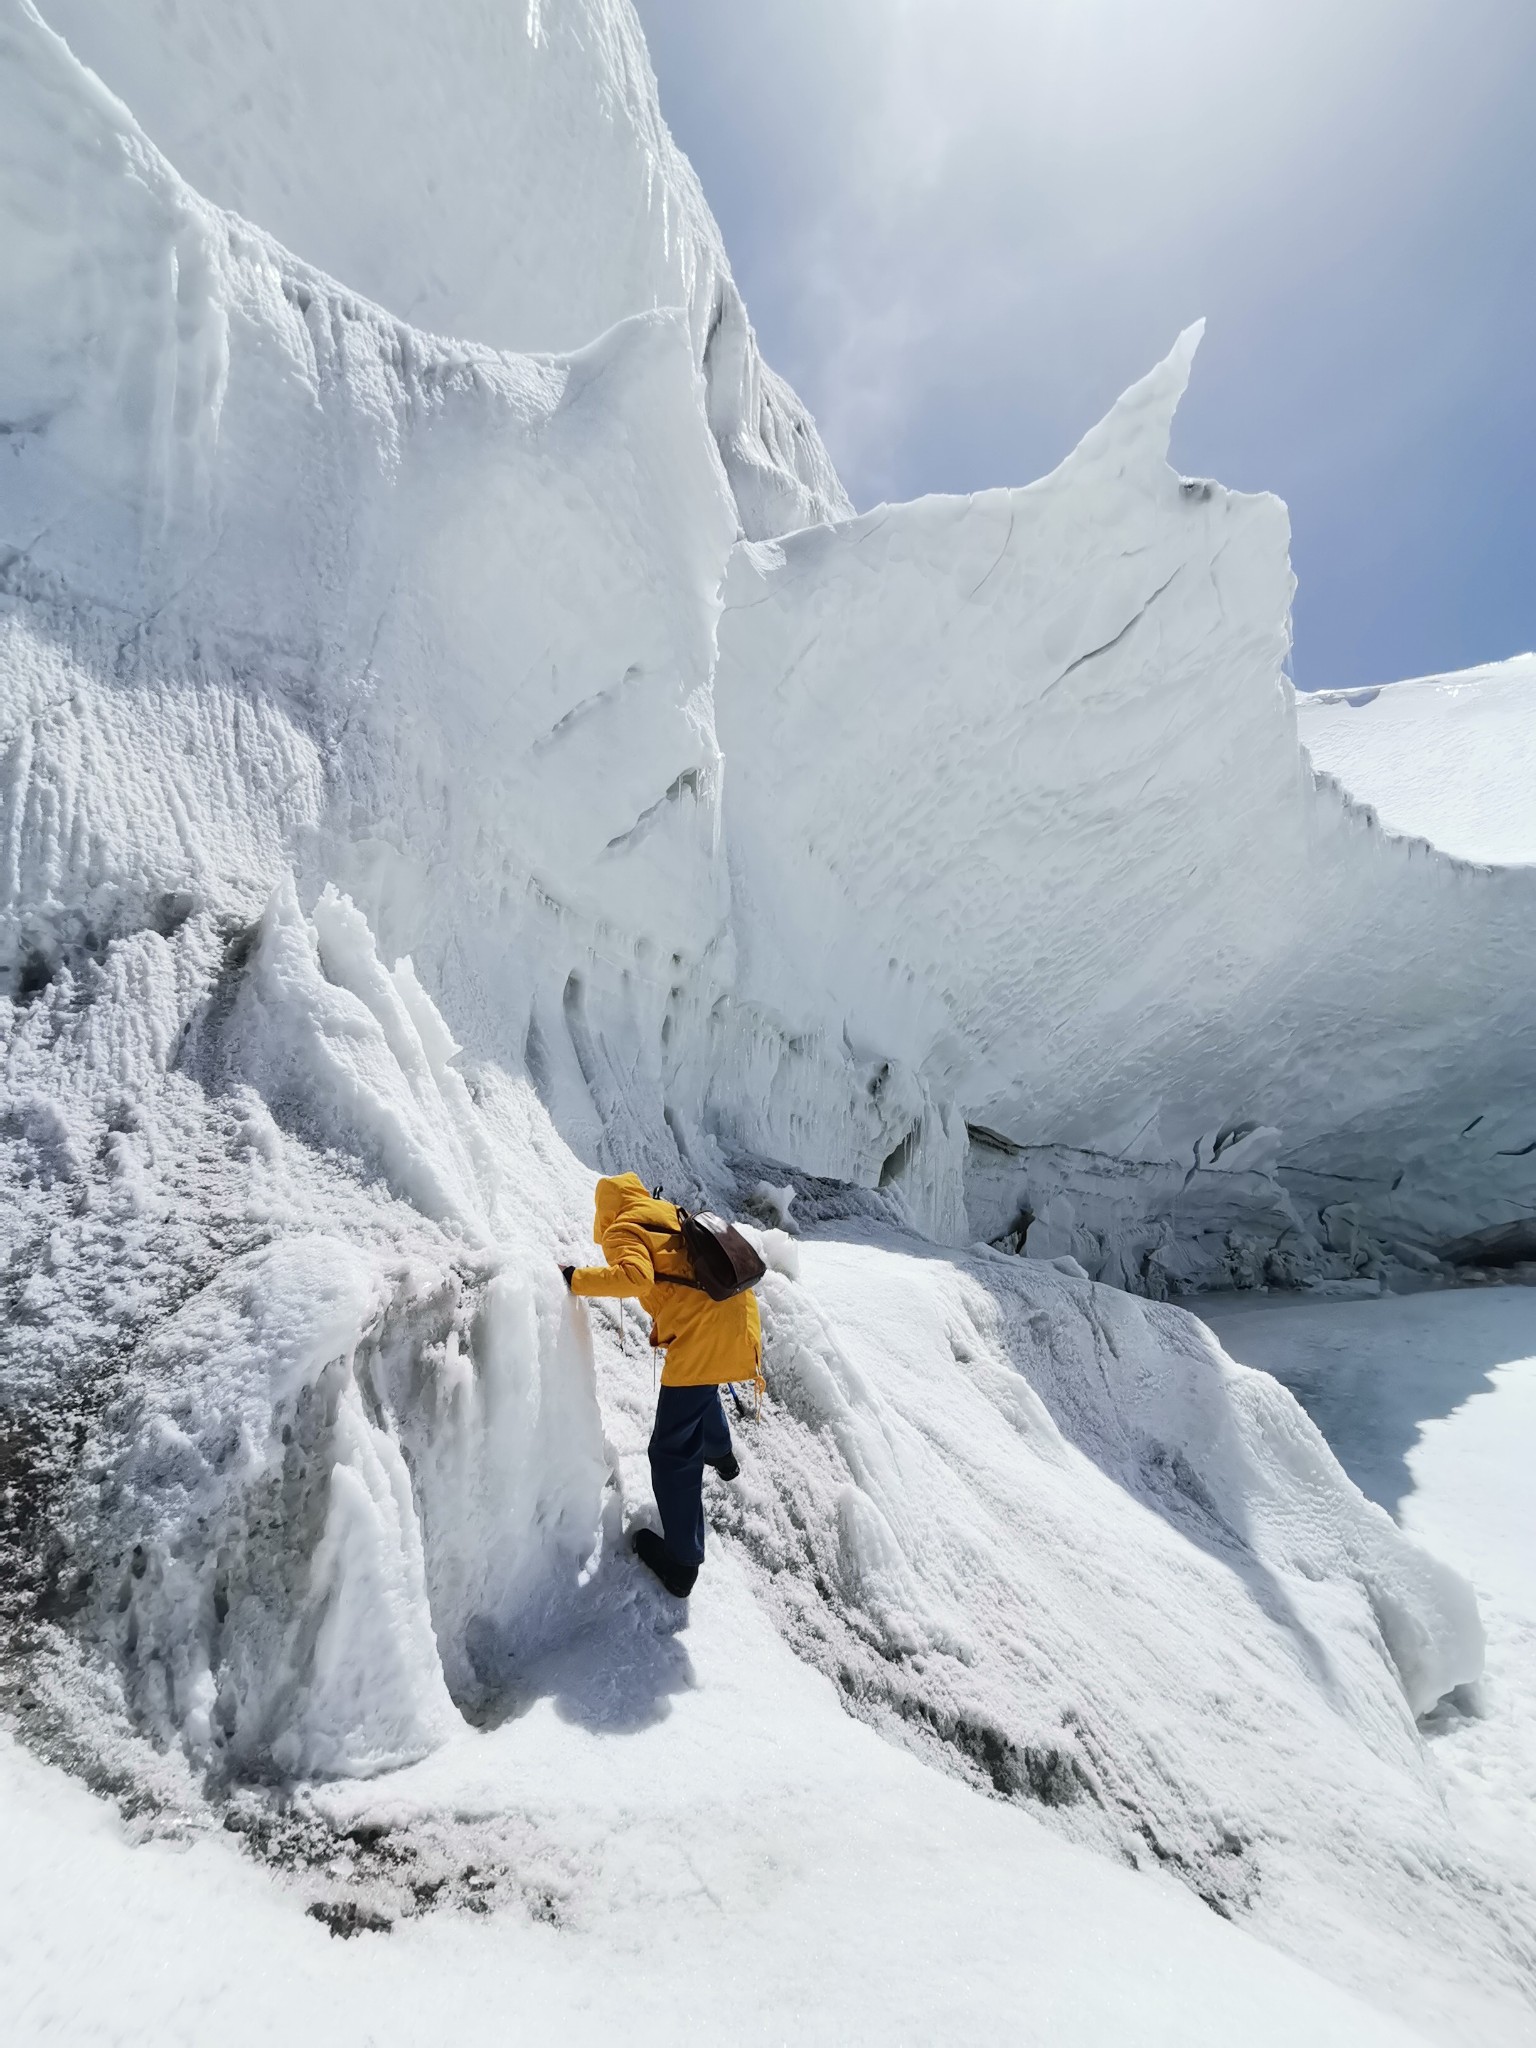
[592,1172,675,1240]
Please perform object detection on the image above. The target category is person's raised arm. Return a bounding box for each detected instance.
[565,1218,655,1299]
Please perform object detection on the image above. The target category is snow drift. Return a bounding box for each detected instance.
[1,0,1533,2036]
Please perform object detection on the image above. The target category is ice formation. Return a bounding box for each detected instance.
[2,0,1534,2036]
[716,366,1536,1279]
[34,0,849,543]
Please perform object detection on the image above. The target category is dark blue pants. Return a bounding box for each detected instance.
[648,1384,733,1569]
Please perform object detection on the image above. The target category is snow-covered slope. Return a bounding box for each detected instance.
[33,0,850,541]
[2,0,1535,2039]
[1,855,1518,2030]
[1,1650,1433,2048]
[1298,655,1536,867]
[1201,1287,1536,2040]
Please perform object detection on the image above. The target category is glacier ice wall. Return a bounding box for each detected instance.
[0,0,721,1770]
[716,342,1536,1278]
[0,0,1519,1753]
[8,0,1532,1291]
[2,0,738,1155]
[35,0,851,543]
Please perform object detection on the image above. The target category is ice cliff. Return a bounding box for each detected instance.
[34,0,849,544]
[718,384,1536,1282]
[1,0,1533,2032]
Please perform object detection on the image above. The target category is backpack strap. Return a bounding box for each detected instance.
[633,1220,710,1291]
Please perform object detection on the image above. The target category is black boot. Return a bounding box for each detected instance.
[632,1527,698,1598]
[711,1451,740,1482]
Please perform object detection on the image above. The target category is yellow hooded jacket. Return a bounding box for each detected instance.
[570,1173,763,1390]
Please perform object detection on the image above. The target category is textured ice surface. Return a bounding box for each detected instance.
[7,0,1535,1282]
[34,0,850,541]
[716,339,1536,1271]
[1298,655,1536,867]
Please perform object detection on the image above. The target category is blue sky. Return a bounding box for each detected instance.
[633,0,1535,690]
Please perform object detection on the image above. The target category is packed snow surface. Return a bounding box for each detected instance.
[1203,1288,1536,2034]
[1298,655,1536,867]
[5,1270,1534,2042]
[0,1619,1428,2048]
[2,0,1535,2041]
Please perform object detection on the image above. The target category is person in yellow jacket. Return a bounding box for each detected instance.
[562,1172,763,1598]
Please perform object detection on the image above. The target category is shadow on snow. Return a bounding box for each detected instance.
[1196,1287,1536,1518]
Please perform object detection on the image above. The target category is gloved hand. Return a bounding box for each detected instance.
[559,1264,576,1290]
